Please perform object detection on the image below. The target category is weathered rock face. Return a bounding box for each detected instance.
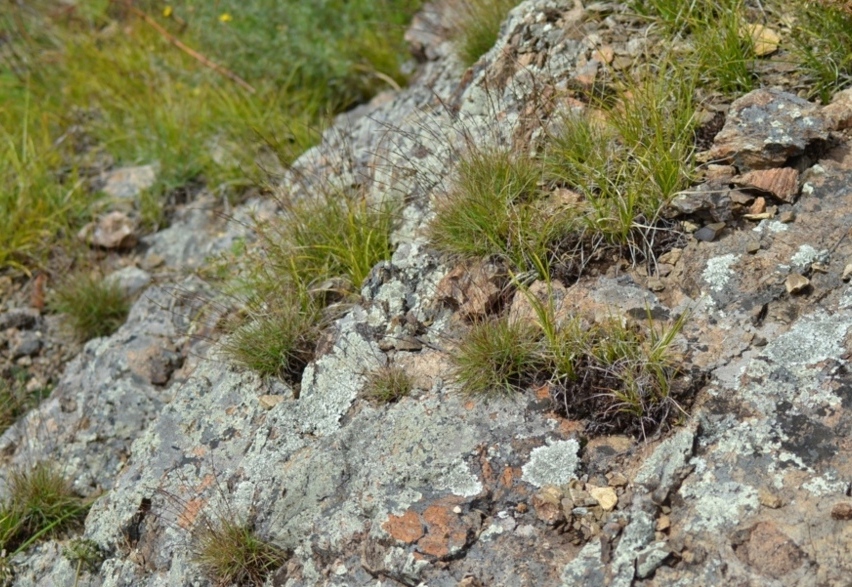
[5,1,852,586]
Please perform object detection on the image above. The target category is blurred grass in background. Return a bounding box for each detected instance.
[0,0,421,272]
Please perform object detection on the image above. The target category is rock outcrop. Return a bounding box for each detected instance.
[3,1,852,586]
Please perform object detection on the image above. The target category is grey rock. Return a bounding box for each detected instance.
[635,541,671,579]
[669,186,733,222]
[0,308,40,331]
[104,266,152,298]
[9,330,42,359]
[99,164,158,199]
[694,222,726,242]
[707,89,828,171]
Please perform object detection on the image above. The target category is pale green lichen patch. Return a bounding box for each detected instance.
[701,253,739,293]
[521,439,580,487]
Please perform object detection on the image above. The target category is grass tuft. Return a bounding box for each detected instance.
[454,280,689,436]
[49,272,130,341]
[0,463,89,562]
[453,316,542,398]
[0,372,51,436]
[451,0,521,66]
[193,516,287,587]
[364,365,414,403]
[222,191,398,381]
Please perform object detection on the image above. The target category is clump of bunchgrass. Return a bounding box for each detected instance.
[193,516,287,587]
[450,0,521,66]
[545,64,695,260]
[220,288,322,382]
[364,365,414,403]
[631,0,756,96]
[0,463,89,560]
[454,280,691,436]
[49,272,130,341]
[222,190,398,381]
[429,148,561,275]
[453,316,542,398]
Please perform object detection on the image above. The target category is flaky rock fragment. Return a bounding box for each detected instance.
[733,168,799,203]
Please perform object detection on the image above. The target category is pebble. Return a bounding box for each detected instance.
[694,222,726,242]
[785,273,810,295]
[258,395,285,410]
[758,488,783,509]
[746,240,761,254]
[842,263,852,282]
[588,486,618,511]
[779,210,796,223]
[831,502,852,520]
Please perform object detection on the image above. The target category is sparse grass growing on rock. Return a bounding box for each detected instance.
[0,373,50,436]
[224,191,398,381]
[455,281,689,435]
[0,463,89,563]
[193,516,287,587]
[364,365,414,403]
[49,272,130,341]
[450,0,521,66]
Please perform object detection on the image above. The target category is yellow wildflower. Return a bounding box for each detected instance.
[218,13,232,23]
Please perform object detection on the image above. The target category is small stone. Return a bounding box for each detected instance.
[658,248,682,265]
[647,278,665,292]
[532,486,566,525]
[842,264,852,281]
[453,506,463,514]
[105,266,152,298]
[749,196,767,215]
[705,164,737,182]
[100,164,158,199]
[591,45,614,64]
[694,222,725,242]
[78,211,138,249]
[656,514,671,531]
[779,210,796,223]
[821,88,852,131]
[759,488,783,509]
[9,330,42,359]
[785,273,810,295]
[831,502,852,520]
[516,503,528,514]
[258,395,285,410]
[746,240,761,254]
[588,486,618,511]
[729,190,755,205]
[606,472,629,487]
[682,221,700,233]
[0,308,40,331]
[743,24,780,56]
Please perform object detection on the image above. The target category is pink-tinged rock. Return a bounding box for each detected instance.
[733,168,800,203]
[435,261,503,319]
[821,88,852,131]
[706,89,828,171]
[78,211,138,249]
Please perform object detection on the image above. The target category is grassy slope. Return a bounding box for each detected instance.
[0,0,421,272]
